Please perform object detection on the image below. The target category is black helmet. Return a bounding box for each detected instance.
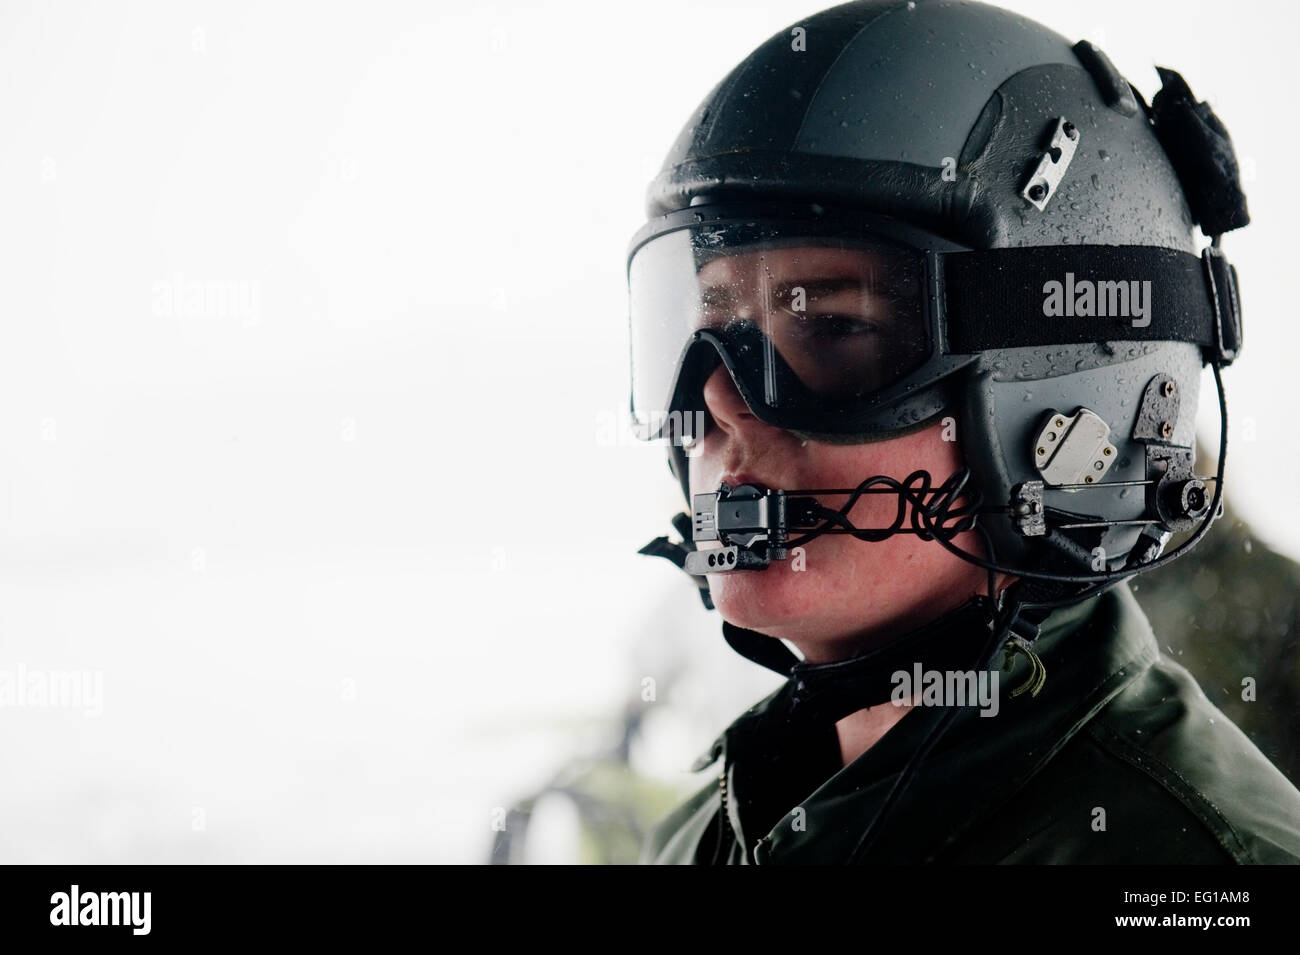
[631,0,1247,602]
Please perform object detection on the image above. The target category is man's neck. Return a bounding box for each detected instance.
[835,699,914,768]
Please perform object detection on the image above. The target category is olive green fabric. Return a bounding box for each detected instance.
[640,582,1300,864]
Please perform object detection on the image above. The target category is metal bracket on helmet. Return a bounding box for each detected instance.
[1032,408,1117,487]
[1010,481,1047,537]
[1132,374,1181,442]
[1021,117,1079,211]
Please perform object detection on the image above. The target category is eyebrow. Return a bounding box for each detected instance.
[772,277,866,300]
[700,276,867,307]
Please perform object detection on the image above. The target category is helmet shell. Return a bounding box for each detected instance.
[643,0,1211,573]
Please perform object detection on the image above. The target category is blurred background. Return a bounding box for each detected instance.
[0,0,1294,863]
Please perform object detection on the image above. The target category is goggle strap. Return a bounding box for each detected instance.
[944,244,1241,365]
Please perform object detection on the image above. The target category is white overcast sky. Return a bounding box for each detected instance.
[0,0,1292,862]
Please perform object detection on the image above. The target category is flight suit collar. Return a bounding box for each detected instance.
[695,582,1158,864]
[689,595,1007,772]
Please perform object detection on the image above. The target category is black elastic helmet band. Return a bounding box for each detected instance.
[943,243,1242,364]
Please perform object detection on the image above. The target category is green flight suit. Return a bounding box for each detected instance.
[640,582,1300,864]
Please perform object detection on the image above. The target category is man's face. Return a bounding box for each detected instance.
[688,245,994,662]
[693,243,929,400]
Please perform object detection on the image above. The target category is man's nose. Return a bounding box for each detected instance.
[701,363,764,437]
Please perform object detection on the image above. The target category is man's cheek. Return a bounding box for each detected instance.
[838,493,897,533]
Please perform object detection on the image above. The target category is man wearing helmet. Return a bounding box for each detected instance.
[630,0,1300,864]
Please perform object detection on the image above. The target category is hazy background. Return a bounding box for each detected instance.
[0,0,1292,862]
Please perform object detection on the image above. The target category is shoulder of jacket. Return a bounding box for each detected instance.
[1083,650,1300,864]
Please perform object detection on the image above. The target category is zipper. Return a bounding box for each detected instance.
[714,765,735,863]
[715,762,772,864]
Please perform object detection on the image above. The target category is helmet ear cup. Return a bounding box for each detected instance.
[958,341,1203,577]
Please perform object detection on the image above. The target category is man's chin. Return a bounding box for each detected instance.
[708,565,817,635]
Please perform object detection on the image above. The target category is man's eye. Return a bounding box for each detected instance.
[790,313,879,337]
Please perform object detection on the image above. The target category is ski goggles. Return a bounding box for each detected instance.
[625,199,1242,442]
[626,201,975,442]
